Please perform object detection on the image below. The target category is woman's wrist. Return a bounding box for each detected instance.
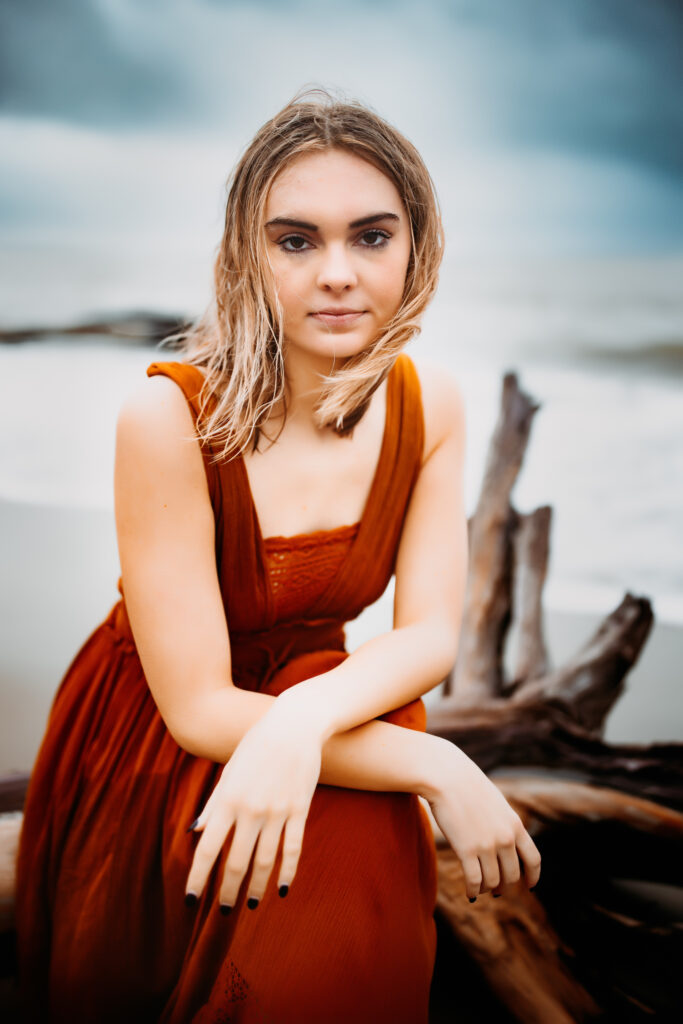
[271,686,463,802]
[418,733,467,803]
[270,684,334,746]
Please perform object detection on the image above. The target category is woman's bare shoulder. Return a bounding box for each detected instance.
[117,373,196,440]
[408,354,466,464]
[115,374,206,485]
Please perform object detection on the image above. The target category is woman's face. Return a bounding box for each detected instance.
[263,148,412,362]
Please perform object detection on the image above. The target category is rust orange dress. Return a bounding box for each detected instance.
[15,352,438,1023]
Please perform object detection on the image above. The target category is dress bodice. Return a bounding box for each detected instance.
[263,523,361,624]
[113,352,425,693]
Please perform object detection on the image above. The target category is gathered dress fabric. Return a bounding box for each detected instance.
[15,352,439,1023]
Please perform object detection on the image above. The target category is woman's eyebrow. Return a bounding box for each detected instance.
[265,212,400,231]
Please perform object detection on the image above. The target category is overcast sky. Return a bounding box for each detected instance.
[1,0,681,258]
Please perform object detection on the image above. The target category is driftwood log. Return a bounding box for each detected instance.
[0,311,187,345]
[425,372,683,1023]
[1,370,682,1022]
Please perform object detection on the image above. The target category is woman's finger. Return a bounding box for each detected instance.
[245,814,287,905]
[516,829,542,888]
[460,851,483,901]
[488,837,522,897]
[186,811,235,899]
[219,814,263,909]
[497,836,522,888]
[188,786,219,834]
[478,846,501,895]
[189,794,215,833]
[277,810,308,892]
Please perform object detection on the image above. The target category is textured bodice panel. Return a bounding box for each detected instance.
[121,353,426,691]
[263,523,360,624]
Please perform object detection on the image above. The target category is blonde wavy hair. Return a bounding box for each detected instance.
[158,84,445,464]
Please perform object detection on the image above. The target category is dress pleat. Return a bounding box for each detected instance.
[15,352,438,1023]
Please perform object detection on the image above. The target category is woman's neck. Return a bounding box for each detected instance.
[280,347,348,427]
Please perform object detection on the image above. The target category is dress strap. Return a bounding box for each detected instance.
[360,351,425,574]
[310,351,425,621]
[145,361,222,514]
[144,361,272,632]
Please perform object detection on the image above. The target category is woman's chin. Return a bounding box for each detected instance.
[287,332,376,362]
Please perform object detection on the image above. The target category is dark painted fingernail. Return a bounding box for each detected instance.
[185,891,198,906]
[186,818,200,833]
[247,897,259,910]
[493,893,501,898]
[279,885,289,898]
[220,903,232,916]
[469,897,477,903]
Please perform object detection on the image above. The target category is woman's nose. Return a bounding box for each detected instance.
[315,243,358,290]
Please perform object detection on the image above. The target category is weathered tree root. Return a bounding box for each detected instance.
[427,371,682,1021]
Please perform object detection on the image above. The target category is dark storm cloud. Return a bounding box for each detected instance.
[449,0,683,182]
[0,0,199,127]
[1,0,682,180]
[0,0,681,224]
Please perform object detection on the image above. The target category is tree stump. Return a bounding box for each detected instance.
[425,372,683,1022]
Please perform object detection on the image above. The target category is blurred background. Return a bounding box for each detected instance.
[1,0,682,773]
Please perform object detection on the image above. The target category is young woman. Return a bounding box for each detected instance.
[15,87,540,1023]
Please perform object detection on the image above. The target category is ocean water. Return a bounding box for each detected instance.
[1,244,681,625]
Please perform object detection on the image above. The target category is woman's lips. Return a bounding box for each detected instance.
[311,311,366,327]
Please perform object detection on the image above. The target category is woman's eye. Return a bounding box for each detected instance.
[360,229,390,248]
[277,230,391,254]
[279,235,311,253]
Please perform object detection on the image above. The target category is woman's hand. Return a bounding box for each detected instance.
[425,741,542,900]
[184,705,323,911]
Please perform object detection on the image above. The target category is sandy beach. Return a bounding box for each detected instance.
[1,495,681,777]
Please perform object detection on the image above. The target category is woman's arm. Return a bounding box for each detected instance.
[278,367,468,737]
[116,376,542,907]
[178,683,449,799]
[114,375,449,802]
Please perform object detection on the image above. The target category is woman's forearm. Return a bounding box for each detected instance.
[276,619,456,738]
[175,685,449,800]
